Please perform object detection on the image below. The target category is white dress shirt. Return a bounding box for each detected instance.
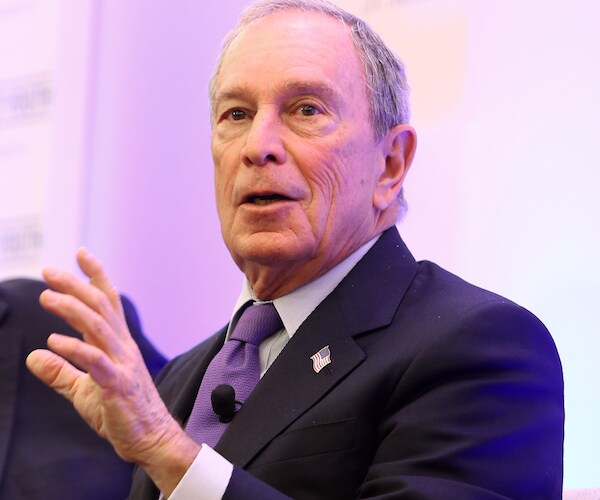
[168,235,379,499]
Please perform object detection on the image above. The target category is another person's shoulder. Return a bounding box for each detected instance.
[0,276,168,376]
[0,277,47,307]
[0,278,65,345]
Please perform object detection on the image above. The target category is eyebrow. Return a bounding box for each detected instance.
[281,80,341,99]
[215,80,341,104]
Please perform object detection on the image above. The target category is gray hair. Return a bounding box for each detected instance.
[209,0,411,216]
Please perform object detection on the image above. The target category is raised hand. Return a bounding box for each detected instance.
[26,248,199,495]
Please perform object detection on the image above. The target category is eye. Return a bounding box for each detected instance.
[298,104,318,117]
[229,109,247,121]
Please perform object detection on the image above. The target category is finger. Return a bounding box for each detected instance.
[76,247,125,317]
[42,266,126,340]
[46,333,119,389]
[26,346,85,401]
[40,289,126,359]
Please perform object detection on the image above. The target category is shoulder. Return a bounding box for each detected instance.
[405,260,547,329]
[349,252,562,388]
[391,259,561,380]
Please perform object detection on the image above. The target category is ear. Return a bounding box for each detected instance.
[373,124,417,211]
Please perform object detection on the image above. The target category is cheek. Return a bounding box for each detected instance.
[304,141,379,233]
[212,149,239,210]
[212,161,226,204]
[305,142,365,201]
[298,157,350,240]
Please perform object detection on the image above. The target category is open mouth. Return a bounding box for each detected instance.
[245,193,290,206]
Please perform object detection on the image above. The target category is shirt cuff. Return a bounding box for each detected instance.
[168,444,233,500]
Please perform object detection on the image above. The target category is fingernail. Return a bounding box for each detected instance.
[40,289,58,305]
[47,332,61,345]
[43,267,60,279]
[78,247,92,259]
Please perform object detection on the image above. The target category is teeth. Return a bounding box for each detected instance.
[249,194,285,205]
[254,198,274,205]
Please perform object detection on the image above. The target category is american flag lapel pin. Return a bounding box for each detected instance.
[310,345,331,373]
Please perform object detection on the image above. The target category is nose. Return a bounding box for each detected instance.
[241,111,286,166]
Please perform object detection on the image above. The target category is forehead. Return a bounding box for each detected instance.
[215,10,365,101]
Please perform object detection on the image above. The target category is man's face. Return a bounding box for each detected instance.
[212,11,399,299]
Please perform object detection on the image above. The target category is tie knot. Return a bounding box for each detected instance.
[229,302,283,345]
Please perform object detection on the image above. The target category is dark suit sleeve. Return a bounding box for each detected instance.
[225,467,292,499]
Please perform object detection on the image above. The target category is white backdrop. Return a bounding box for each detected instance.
[0,0,96,279]
[0,1,57,276]
[1,0,598,488]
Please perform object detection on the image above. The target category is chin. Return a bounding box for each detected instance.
[233,232,316,268]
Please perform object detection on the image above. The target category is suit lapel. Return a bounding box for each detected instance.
[215,293,365,465]
[0,299,21,483]
[216,227,418,467]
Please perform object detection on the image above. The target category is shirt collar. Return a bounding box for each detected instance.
[229,234,380,338]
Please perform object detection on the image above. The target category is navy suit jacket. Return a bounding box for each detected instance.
[130,228,564,499]
[0,278,167,500]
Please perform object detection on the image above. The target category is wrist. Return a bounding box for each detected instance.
[141,421,201,497]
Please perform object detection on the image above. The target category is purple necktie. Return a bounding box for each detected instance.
[185,302,283,447]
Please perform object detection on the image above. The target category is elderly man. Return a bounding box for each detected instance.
[26,0,564,499]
